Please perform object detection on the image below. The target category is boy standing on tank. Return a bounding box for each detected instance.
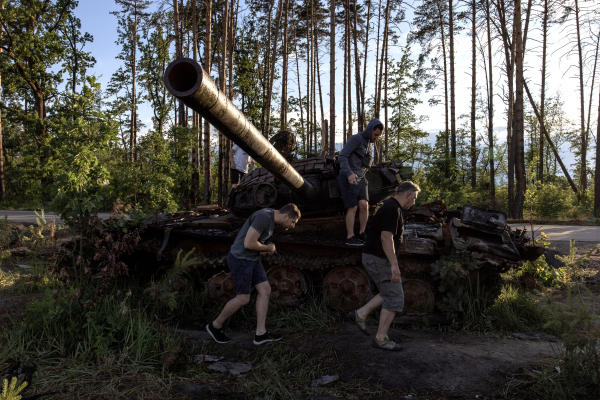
[350,181,420,351]
[229,144,255,187]
[206,204,301,345]
[338,118,384,246]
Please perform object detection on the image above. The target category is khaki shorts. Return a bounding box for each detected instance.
[362,253,404,312]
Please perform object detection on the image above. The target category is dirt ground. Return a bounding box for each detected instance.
[175,324,559,397]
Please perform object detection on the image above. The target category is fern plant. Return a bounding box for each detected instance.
[145,248,201,312]
[1,377,27,400]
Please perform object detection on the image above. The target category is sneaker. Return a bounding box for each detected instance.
[206,322,231,344]
[357,232,367,243]
[349,309,370,336]
[345,236,364,246]
[253,331,283,345]
[371,337,403,351]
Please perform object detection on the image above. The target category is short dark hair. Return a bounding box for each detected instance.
[396,181,421,195]
[374,124,384,132]
[279,203,301,220]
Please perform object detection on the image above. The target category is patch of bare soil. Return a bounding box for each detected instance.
[174,322,558,396]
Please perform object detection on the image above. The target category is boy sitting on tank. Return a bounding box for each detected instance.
[206,203,301,345]
[349,181,420,351]
[338,118,384,247]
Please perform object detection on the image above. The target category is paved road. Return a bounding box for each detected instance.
[504,224,600,242]
[0,210,112,225]
[1,211,599,242]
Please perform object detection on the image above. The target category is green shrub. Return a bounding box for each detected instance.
[485,285,548,333]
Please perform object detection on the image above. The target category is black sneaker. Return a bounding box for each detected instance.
[357,232,367,243]
[345,236,364,246]
[206,322,231,344]
[253,331,283,345]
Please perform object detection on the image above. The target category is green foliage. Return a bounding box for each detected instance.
[530,240,600,399]
[2,285,181,363]
[430,238,483,318]
[485,285,548,333]
[518,233,565,287]
[145,248,202,312]
[0,377,27,400]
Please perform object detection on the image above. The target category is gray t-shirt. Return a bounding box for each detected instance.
[230,208,275,261]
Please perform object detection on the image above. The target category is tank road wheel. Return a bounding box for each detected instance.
[267,266,310,306]
[206,271,236,303]
[402,279,435,314]
[323,267,372,312]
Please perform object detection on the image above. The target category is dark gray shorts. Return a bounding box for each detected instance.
[227,252,268,295]
[362,253,404,312]
[338,174,369,208]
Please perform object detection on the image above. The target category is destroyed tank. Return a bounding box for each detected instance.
[152,58,544,316]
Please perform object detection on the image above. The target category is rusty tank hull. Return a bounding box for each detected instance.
[157,58,544,314]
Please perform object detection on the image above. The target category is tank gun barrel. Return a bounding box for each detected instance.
[163,58,317,200]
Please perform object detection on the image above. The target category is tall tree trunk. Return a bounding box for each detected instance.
[374,0,381,117]
[352,0,363,131]
[346,0,353,140]
[448,0,456,159]
[307,14,312,152]
[584,32,599,167]
[514,0,525,218]
[330,0,336,156]
[343,7,347,146]
[470,0,476,188]
[173,0,186,129]
[262,0,274,136]
[436,0,449,156]
[130,4,138,162]
[192,0,200,205]
[539,0,547,183]
[218,0,229,206]
[574,0,586,191]
[486,0,495,202]
[203,0,213,204]
[281,0,290,130]
[594,79,600,214]
[0,1,4,201]
[293,27,305,152]
[361,0,371,121]
[265,0,284,138]
[376,0,389,118]
[384,44,388,161]
[524,81,578,194]
[315,29,325,140]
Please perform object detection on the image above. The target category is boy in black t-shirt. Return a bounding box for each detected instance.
[349,181,421,351]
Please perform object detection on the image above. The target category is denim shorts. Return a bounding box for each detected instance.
[362,253,404,312]
[338,174,369,208]
[227,252,268,295]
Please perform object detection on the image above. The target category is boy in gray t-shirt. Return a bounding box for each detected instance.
[207,204,301,345]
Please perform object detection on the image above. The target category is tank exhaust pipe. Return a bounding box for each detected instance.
[163,58,317,200]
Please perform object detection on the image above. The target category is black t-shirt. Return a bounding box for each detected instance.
[363,197,404,259]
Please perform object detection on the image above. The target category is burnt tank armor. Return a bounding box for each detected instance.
[158,58,544,315]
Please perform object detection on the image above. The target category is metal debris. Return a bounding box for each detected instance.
[194,354,224,363]
[207,361,252,376]
[309,374,339,387]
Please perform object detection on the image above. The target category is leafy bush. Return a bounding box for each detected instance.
[485,285,548,333]
[430,238,483,318]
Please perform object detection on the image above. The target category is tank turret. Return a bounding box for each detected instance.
[163,58,410,215]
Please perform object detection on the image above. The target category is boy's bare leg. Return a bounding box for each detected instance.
[212,294,250,329]
[375,308,396,341]
[357,294,383,320]
[255,281,271,335]
[358,200,369,233]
